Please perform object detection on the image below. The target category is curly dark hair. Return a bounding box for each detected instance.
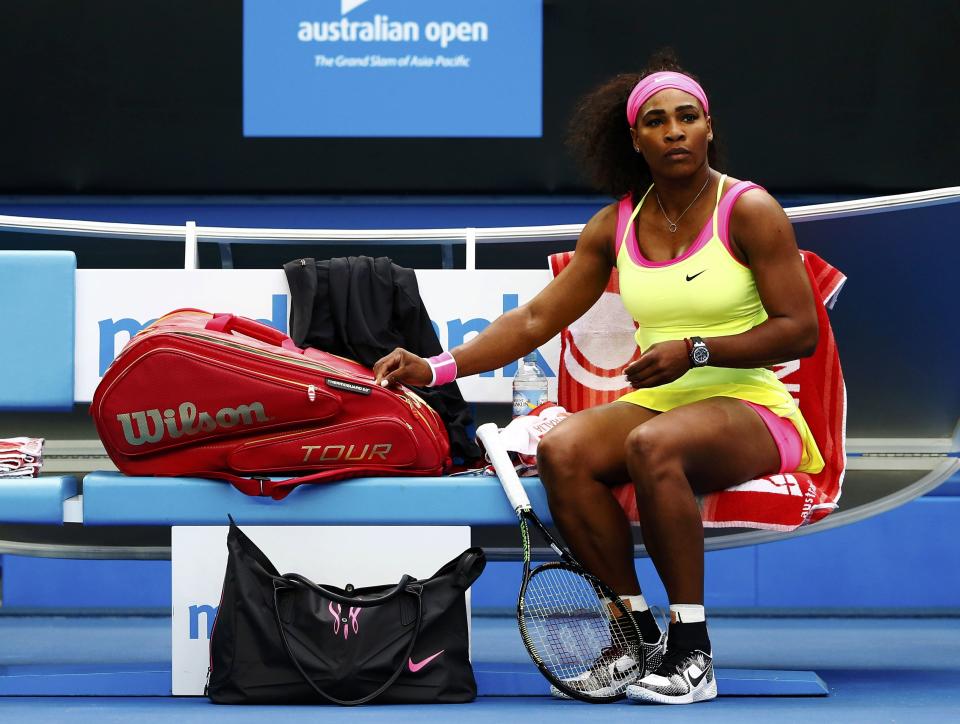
[567,49,723,201]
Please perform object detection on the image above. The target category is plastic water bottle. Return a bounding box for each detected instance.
[512,353,549,417]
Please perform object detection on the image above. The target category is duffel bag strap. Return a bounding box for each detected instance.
[219,470,363,498]
[206,313,304,355]
[272,579,423,706]
[215,469,439,499]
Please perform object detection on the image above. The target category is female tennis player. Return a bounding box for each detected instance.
[374,51,823,705]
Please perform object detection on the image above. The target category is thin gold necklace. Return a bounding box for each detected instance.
[654,173,712,233]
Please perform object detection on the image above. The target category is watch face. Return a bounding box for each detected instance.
[692,346,709,365]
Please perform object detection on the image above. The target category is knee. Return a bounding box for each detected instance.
[537,428,584,481]
[537,428,592,498]
[624,425,681,491]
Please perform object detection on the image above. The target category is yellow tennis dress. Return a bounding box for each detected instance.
[615,176,824,474]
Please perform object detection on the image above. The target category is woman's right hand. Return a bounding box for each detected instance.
[373,347,434,388]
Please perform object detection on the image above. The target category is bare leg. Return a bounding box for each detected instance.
[625,397,781,604]
[537,402,658,593]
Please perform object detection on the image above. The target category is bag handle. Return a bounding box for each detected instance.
[205,313,303,354]
[223,471,341,499]
[215,468,438,500]
[281,573,415,607]
[272,581,422,706]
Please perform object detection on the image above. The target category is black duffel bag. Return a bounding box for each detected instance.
[207,519,485,705]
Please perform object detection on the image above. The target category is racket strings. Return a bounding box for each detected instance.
[520,566,636,692]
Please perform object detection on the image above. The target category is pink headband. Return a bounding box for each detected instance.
[626,71,710,126]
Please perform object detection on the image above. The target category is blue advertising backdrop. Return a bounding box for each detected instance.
[244,0,542,137]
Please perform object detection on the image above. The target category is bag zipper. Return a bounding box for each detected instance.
[397,393,445,456]
[146,346,322,400]
[404,387,447,434]
[173,330,368,379]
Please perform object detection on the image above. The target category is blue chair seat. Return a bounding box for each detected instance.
[80,471,551,526]
[0,476,78,524]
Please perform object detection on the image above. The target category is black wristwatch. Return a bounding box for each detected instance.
[687,336,710,367]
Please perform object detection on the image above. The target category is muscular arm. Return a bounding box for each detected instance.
[451,206,617,377]
[374,204,618,386]
[625,189,818,388]
[705,189,818,368]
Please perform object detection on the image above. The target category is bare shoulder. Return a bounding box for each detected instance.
[576,202,619,265]
[582,201,619,237]
[724,184,798,266]
[730,185,788,228]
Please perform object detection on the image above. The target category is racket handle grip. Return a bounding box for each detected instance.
[476,422,530,514]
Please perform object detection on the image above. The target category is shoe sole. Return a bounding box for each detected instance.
[550,664,655,700]
[549,682,630,700]
[549,639,667,701]
[626,678,717,705]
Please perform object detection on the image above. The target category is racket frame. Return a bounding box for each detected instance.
[475,423,642,703]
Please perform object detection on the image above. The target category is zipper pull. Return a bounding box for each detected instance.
[307,384,317,402]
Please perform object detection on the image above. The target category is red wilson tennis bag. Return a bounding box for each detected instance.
[91,309,451,498]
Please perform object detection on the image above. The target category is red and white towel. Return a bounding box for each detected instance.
[0,437,45,478]
[484,403,571,477]
[549,250,847,532]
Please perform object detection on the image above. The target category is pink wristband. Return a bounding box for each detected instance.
[426,351,458,387]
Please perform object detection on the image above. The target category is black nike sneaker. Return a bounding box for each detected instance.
[550,630,667,699]
[625,647,716,704]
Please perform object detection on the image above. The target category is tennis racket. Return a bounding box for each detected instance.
[475,422,643,703]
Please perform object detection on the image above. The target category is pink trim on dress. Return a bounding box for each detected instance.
[617,193,715,268]
[628,214,715,268]
[716,181,765,268]
[615,195,632,258]
[616,180,768,269]
[743,401,802,474]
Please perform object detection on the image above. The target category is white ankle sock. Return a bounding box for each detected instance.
[618,594,650,613]
[669,603,705,623]
[600,593,650,614]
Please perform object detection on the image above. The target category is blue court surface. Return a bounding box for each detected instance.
[1,614,957,722]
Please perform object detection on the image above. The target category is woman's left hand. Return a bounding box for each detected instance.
[624,340,691,388]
